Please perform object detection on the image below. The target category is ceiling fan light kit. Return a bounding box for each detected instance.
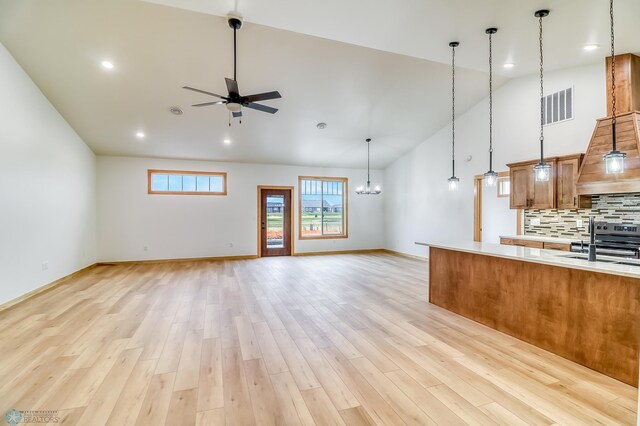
[183,15,282,126]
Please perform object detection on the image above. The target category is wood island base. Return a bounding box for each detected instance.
[429,246,640,386]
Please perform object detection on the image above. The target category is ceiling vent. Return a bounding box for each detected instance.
[543,87,573,126]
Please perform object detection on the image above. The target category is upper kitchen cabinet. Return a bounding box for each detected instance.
[507,158,556,209]
[508,154,591,210]
[557,154,591,209]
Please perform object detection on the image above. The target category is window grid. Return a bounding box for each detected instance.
[299,176,348,240]
[148,170,227,195]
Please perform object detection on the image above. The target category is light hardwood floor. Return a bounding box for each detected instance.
[0,253,637,425]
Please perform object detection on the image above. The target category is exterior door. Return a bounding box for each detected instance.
[260,189,292,257]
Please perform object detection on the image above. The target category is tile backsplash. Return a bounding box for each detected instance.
[524,193,640,240]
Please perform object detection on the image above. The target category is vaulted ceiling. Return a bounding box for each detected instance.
[0,0,638,168]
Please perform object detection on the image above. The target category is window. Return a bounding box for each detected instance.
[299,176,348,239]
[148,170,227,195]
[497,175,510,198]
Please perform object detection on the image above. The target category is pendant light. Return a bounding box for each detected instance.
[603,0,626,174]
[448,41,460,191]
[483,28,498,187]
[355,138,382,195]
[533,10,551,182]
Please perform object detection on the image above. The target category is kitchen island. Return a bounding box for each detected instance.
[417,241,640,386]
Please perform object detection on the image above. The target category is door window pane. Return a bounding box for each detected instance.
[266,195,284,248]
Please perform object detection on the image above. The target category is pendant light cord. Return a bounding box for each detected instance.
[488,31,494,172]
[451,43,456,178]
[366,138,371,187]
[539,13,545,163]
[610,0,617,150]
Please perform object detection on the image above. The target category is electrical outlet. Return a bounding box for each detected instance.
[143,246,148,251]
[42,261,49,271]
[228,242,234,248]
[576,219,584,228]
[530,218,541,226]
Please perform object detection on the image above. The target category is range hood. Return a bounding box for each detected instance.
[576,53,640,195]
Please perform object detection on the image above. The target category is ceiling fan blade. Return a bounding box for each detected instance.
[244,102,278,114]
[182,86,227,99]
[232,111,242,118]
[192,101,225,107]
[244,91,282,103]
[225,78,239,96]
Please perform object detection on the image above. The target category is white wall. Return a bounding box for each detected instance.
[385,63,606,257]
[0,43,97,305]
[482,183,516,244]
[97,156,384,261]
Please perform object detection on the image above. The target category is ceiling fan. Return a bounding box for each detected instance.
[183,16,282,124]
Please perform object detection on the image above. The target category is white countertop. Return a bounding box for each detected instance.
[499,234,576,245]
[415,241,640,279]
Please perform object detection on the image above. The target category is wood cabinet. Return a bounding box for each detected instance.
[500,237,571,251]
[507,159,556,209]
[500,237,543,248]
[556,154,592,209]
[429,247,640,386]
[508,154,590,210]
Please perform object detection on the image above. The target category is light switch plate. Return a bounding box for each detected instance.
[530,218,541,226]
[576,219,584,228]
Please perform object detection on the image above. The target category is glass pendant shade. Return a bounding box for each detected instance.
[604,150,626,174]
[355,184,381,195]
[483,171,498,187]
[448,176,459,191]
[533,162,551,182]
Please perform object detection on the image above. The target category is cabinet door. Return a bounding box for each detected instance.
[556,157,579,209]
[531,161,556,209]
[510,165,532,209]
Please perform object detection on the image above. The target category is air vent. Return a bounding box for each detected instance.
[543,87,573,126]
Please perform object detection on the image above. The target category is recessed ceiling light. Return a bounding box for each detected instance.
[101,60,114,70]
[583,44,599,51]
[316,122,327,130]
[503,63,515,69]
[136,132,145,139]
[223,139,231,145]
